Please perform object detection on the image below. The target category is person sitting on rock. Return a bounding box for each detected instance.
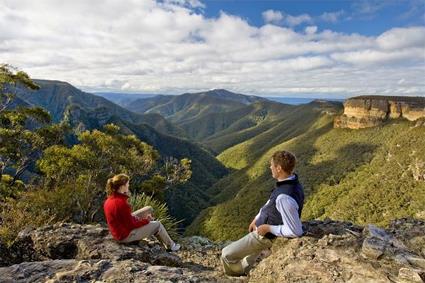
[221,150,304,276]
[103,173,181,251]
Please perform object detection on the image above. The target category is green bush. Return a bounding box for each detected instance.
[129,193,182,238]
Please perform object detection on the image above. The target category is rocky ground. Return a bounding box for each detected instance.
[0,218,424,282]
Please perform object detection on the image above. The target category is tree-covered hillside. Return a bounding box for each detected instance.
[186,108,425,240]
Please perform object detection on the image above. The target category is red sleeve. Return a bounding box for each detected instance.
[131,215,150,228]
[118,198,150,230]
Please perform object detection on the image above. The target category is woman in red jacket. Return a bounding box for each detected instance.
[103,173,180,251]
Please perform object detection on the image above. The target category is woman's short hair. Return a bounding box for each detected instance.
[272,151,296,174]
[106,173,129,196]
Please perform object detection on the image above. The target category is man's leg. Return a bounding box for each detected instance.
[221,231,272,276]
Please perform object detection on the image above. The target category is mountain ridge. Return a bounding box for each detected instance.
[14,79,185,137]
[123,89,267,124]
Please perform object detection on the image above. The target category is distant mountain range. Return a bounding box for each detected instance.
[94,92,157,107]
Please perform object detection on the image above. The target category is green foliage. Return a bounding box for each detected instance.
[163,157,192,185]
[0,123,192,242]
[0,183,87,245]
[0,195,53,245]
[129,193,182,239]
[0,64,68,188]
[0,64,39,113]
[0,175,25,201]
[36,124,160,222]
[139,175,167,201]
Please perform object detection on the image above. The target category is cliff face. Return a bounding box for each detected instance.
[334,96,425,129]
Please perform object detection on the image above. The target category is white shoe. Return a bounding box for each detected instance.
[170,243,181,252]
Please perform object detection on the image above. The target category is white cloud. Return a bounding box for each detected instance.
[319,10,344,23]
[262,9,283,24]
[377,26,425,50]
[331,47,425,65]
[284,13,313,27]
[262,10,312,27]
[305,26,318,35]
[0,0,424,97]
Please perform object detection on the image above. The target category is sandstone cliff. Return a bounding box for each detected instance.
[1,219,424,282]
[334,96,425,129]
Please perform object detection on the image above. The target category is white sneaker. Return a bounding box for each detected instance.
[170,243,181,252]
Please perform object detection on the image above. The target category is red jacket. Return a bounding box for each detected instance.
[103,192,149,241]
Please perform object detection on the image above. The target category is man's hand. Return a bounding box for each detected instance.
[248,219,257,232]
[256,224,271,236]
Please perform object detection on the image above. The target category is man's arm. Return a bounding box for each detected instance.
[249,200,270,232]
[269,195,303,237]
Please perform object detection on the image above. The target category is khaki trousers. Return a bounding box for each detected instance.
[221,231,272,276]
[120,206,174,248]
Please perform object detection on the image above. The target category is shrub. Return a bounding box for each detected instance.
[129,193,182,238]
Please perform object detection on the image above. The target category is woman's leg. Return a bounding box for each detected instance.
[154,221,174,248]
[132,206,153,219]
[120,221,175,249]
[120,221,160,243]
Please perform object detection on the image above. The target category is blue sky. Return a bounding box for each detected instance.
[1,0,424,97]
[200,0,424,35]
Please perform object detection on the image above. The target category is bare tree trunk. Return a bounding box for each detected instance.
[0,94,13,113]
[10,157,31,185]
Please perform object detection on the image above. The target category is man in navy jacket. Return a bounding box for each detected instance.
[221,150,304,276]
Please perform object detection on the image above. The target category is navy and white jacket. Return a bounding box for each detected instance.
[255,174,304,239]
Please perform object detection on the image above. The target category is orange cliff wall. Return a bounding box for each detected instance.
[334,96,425,129]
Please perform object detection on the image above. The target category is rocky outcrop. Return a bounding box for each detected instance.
[1,219,424,282]
[334,96,425,129]
[250,218,425,283]
[0,223,233,282]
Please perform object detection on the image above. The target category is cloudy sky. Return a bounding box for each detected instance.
[1,0,424,97]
